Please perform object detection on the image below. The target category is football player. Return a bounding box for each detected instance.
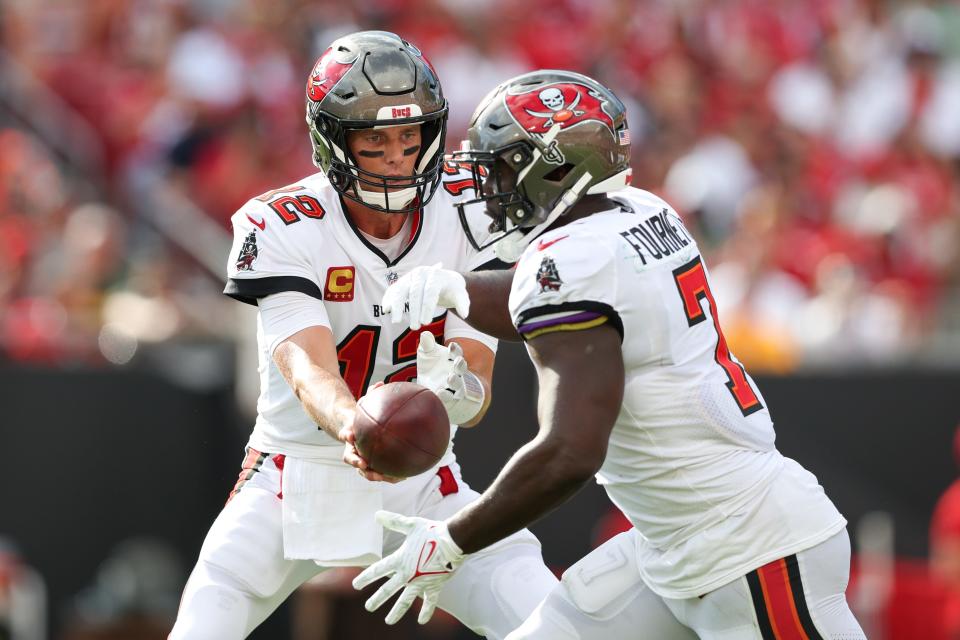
[169,32,556,639]
[355,70,867,639]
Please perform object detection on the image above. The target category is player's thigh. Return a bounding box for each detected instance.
[666,529,865,640]
[395,471,557,639]
[192,456,301,598]
[508,530,696,640]
[436,536,558,640]
[173,555,324,640]
[175,460,324,638]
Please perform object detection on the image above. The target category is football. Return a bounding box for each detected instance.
[354,381,451,478]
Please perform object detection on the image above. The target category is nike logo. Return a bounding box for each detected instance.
[536,235,568,251]
[247,214,265,231]
[412,540,450,579]
[421,541,438,568]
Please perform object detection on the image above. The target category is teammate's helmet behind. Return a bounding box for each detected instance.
[451,70,631,258]
[306,31,448,214]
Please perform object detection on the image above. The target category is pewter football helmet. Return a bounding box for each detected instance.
[305,31,448,213]
[451,70,631,260]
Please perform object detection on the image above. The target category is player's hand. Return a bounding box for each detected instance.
[340,419,402,483]
[415,333,484,425]
[382,262,470,330]
[352,510,465,625]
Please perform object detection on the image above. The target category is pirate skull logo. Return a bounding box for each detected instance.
[526,88,586,128]
[539,88,565,111]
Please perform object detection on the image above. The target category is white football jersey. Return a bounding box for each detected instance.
[225,165,497,459]
[509,187,845,599]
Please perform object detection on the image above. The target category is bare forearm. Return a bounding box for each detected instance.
[289,365,357,440]
[447,327,624,553]
[298,372,356,439]
[446,438,594,553]
[461,270,518,341]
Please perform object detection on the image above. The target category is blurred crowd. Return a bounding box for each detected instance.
[1,0,959,370]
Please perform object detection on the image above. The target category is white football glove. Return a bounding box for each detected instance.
[352,510,465,625]
[415,332,485,425]
[382,262,470,330]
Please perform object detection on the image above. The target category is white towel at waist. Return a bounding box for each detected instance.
[281,452,383,567]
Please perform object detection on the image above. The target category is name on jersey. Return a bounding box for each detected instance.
[619,208,692,264]
[324,266,355,302]
[372,302,409,318]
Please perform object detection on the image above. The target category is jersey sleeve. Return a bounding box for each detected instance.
[223,200,324,306]
[444,312,498,354]
[508,230,623,342]
[259,291,332,355]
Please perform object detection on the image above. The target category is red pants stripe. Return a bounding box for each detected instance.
[746,555,824,640]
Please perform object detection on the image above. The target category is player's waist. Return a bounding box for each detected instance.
[249,415,341,458]
[249,421,459,464]
[601,451,785,550]
[634,458,846,598]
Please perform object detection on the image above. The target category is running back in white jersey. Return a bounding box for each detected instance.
[508,187,845,598]
[224,164,497,459]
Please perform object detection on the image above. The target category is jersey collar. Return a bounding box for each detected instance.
[339,195,425,267]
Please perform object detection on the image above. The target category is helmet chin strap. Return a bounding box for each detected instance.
[493,171,593,262]
[356,185,418,210]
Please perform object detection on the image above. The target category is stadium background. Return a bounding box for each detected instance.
[1,0,959,638]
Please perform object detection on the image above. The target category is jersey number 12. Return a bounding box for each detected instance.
[336,316,446,399]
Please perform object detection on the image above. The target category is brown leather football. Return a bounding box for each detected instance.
[354,382,450,478]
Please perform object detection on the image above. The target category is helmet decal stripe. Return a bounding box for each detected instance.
[503,82,615,135]
[416,132,442,173]
[516,123,562,185]
[306,48,355,104]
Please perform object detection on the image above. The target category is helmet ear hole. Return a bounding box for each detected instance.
[543,163,574,183]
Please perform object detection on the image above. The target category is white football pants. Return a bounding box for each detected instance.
[170,449,557,639]
[507,528,866,640]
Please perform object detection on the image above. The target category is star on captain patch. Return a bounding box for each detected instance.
[235,231,258,272]
[536,255,562,293]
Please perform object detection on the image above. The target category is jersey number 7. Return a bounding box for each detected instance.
[673,257,763,417]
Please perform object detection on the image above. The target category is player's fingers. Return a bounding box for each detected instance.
[358,468,396,482]
[418,593,439,625]
[385,587,420,625]
[364,575,406,613]
[408,271,426,331]
[342,444,367,471]
[374,510,418,534]
[419,271,439,328]
[381,284,407,324]
[418,330,437,354]
[443,375,463,395]
[454,290,470,319]
[448,341,463,359]
[353,559,394,591]
[436,389,456,406]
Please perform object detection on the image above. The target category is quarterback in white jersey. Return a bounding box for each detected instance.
[356,70,866,639]
[169,33,556,640]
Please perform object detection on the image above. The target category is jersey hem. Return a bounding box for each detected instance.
[640,518,848,600]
